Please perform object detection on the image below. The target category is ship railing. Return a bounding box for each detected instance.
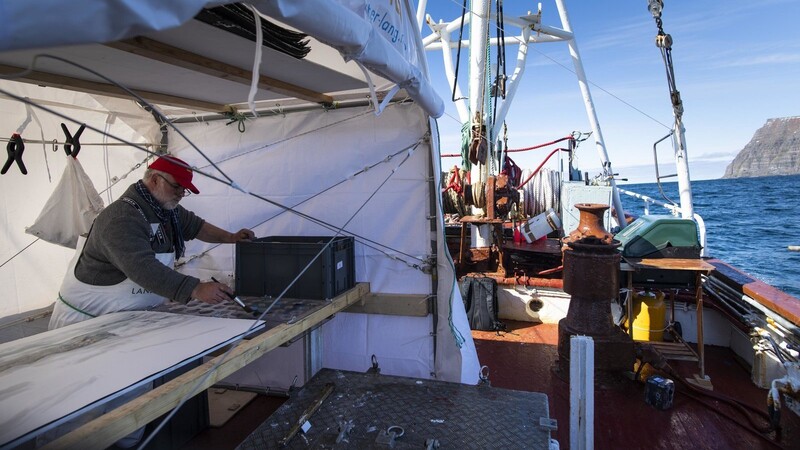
[617,188,708,257]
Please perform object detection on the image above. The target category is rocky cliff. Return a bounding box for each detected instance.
[723,116,800,178]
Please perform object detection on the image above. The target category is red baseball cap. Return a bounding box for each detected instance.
[148,156,199,194]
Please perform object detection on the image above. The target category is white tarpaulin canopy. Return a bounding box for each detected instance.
[0,0,477,385]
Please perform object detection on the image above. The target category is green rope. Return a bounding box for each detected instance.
[58,292,97,318]
[223,111,248,133]
[485,30,495,173]
[460,121,472,171]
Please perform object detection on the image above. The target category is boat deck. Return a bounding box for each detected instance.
[184,320,799,450]
[473,321,799,450]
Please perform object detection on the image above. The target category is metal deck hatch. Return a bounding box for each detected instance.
[237,368,553,449]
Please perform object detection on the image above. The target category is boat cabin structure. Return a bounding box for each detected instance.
[0,1,798,449]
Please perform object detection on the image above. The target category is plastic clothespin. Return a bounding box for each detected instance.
[1,133,27,175]
[61,123,86,158]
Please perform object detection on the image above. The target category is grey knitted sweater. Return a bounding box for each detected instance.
[74,183,205,303]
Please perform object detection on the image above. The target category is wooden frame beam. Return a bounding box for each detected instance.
[345,293,431,317]
[106,37,333,105]
[0,64,226,112]
[44,282,369,450]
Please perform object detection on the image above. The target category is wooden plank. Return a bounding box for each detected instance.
[345,293,430,317]
[709,259,800,326]
[44,283,369,450]
[626,257,715,272]
[0,63,226,112]
[743,282,800,327]
[106,37,333,105]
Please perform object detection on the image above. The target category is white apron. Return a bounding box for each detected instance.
[49,235,175,330]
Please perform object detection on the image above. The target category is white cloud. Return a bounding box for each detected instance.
[720,53,800,68]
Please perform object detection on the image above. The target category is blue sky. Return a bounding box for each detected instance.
[420,0,800,183]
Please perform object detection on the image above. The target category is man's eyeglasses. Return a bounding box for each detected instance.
[155,173,191,197]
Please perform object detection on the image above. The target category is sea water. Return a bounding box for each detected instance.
[619,174,800,298]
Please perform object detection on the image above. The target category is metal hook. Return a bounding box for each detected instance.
[479,365,490,384]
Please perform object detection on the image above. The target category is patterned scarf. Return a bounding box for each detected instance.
[135,180,185,258]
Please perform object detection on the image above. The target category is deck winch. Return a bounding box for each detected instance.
[557,204,635,381]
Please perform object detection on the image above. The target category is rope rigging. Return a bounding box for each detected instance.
[198,107,376,170]
[0,89,431,275]
[178,139,432,273]
[451,0,468,103]
[648,0,683,122]
[0,54,450,449]
[142,129,422,450]
[0,54,237,188]
[442,131,588,157]
[491,0,507,174]
[0,56,434,274]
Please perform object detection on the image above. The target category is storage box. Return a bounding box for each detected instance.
[235,236,355,299]
[145,360,209,448]
[615,215,700,259]
[616,215,701,288]
[644,375,674,410]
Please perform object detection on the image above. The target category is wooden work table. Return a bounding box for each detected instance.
[622,257,715,388]
[15,283,370,450]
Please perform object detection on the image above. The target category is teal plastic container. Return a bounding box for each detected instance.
[615,215,700,258]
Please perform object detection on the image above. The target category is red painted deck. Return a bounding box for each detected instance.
[184,320,799,449]
[473,321,799,450]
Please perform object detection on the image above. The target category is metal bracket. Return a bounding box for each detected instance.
[335,419,354,444]
[366,354,381,375]
[539,417,558,431]
[375,425,404,448]
[425,438,441,449]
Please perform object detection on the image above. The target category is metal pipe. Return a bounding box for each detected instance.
[424,34,563,49]
[0,137,159,147]
[494,276,563,289]
[554,0,627,230]
[211,382,291,398]
[704,275,800,338]
[170,97,377,124]
[468,0,489,129]
[415,0,428,34]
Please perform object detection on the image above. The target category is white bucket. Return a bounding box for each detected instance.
[520,208,562,243]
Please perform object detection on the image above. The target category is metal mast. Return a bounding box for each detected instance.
[554,0,628,228]
[648,0,694,219]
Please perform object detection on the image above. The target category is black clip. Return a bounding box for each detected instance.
[61,123,86,158]
[1,133,27,175]
[366,354,381,375]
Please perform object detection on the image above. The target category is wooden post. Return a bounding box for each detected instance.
[627,272,634,336]
[570,335,594,450]
[695,272,705,378]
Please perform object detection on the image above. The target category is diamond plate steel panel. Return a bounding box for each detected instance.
[153,297,327,328]
[237,369,552,449]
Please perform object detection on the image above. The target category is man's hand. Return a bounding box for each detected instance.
[229,228,255,242]
[197,223,255,244]
[191,281,234,304]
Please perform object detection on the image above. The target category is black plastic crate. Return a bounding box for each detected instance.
[235,236,355,300]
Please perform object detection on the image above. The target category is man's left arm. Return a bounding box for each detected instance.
[196,222,255,243]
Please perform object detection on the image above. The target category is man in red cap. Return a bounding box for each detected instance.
[49,155,255,329]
